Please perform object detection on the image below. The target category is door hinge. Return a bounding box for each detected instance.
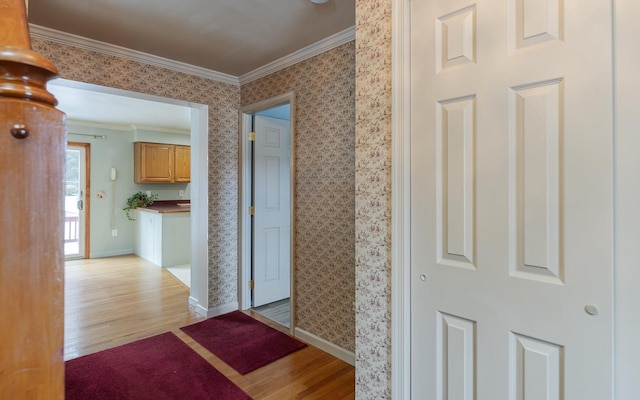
[249,280,254,289]
[249,206,255,215]
[249,132,256,141]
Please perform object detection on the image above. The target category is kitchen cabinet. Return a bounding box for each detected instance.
[174,145,191,182]
[134,142,190,183]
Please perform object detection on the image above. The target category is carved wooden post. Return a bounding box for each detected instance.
[0,0,65,398]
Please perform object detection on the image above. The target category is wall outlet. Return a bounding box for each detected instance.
[179,190,185,197]
[112,229,118,237]
[146,191,152,196]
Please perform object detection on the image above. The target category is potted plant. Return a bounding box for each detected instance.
[124,191,158,221]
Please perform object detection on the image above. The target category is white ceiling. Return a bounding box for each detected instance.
[49,80,192,132]
[49,82,291,132]
[28,0,355,76]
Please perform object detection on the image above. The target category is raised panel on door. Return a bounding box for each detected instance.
[410,0,613,398]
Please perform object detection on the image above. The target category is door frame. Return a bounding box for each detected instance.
[390,0,640,398]
[239,92,296,334]
[50,78,210,315]
[391,0,411,398]
[66,141,91,259]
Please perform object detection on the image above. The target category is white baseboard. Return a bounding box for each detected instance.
[189,296,201,309]
[294,328,355,366]
[90,249,133,259]
[205,302,238,318]
[193,302,208,317]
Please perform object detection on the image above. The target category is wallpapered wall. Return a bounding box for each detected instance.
[32,4,393,393]
[31,37,242,309]
[241,42,356,352]
[354,0,393,398]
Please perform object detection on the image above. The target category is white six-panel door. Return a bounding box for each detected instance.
[410,0,614,398]
[253,115,291,307]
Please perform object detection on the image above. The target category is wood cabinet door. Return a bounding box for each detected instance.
[174,145,191,182]
[135,142,174,183]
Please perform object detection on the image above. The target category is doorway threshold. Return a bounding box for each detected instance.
[252,298,290,328]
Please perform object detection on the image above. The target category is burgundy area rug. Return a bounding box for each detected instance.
[180,311,307,375]
[65,332,251,400]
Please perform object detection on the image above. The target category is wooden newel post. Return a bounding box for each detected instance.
[0,0,66,399]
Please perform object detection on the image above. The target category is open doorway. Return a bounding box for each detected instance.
[240,93,295,331]
[50,78,210,314]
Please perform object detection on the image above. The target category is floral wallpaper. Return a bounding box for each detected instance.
[31,4,394,395]
[354,0,393,398]
[30,37,242,309]
[241,42,356,352]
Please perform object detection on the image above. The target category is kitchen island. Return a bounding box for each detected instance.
[133,200,190,268]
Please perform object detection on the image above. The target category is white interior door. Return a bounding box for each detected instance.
[253,115,291,307]
[410,0,614,398]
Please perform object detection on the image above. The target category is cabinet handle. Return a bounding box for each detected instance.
[11,124,29,139]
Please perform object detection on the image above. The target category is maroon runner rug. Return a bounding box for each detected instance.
[180,311,307,375]
[65,332,251,400]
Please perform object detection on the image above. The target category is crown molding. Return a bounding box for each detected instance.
[28,24,240,86]
[28,24,355,88]
[239,25,356,85]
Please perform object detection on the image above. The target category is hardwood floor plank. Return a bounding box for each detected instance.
[64,255,203,360]
[65,255,355,399]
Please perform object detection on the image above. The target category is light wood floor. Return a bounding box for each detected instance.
[65,255,355,399]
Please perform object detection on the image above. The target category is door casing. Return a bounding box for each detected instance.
[51,78,210,315]
[239,92,296,334]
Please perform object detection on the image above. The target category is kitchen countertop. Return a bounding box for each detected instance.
[136,200,190,214]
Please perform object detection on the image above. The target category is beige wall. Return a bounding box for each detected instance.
[241,42,356,352]
[354,0,393,398]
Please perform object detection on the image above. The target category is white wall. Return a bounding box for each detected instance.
[67,123,191,258]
